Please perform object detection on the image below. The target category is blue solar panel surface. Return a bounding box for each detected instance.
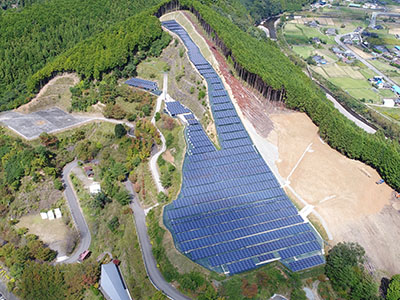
[162,20,324,275]
[125,78,158,91]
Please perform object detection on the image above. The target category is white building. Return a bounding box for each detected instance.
[47,210,55,220]
[40,212,48,220]
[383,99,395,107]
[54,208,62,219]
[89,182,101,194]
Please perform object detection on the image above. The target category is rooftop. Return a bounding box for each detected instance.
[100,263,132,300]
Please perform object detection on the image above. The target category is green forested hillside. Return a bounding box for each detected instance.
[0,0,160,110]
[240,0,312,22]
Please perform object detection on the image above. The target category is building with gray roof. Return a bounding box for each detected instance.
[100,262,132,300]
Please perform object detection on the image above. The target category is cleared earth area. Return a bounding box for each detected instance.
[268,112,399,275]
[17,215,76,257]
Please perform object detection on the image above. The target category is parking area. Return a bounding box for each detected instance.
[0,107,88,140]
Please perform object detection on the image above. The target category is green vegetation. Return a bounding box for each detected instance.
[115,124,127,139]
[325,242,378,299]
[71,73,156,118]
[0,0,163,110]
[387,275,400,300]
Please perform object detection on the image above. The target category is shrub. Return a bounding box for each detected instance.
[114,124,127,138]
[107,216,119,233]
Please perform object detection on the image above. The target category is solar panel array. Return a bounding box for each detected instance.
[166,101,191,116]
[125,77,158,91]
[162,20,325,275]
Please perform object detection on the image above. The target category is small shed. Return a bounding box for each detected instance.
[395,46,400,51]
[326,28,336,36]
[40,212,48,220]
[100,262,132,300]
[54,208,62,219]
[47,210,55,220]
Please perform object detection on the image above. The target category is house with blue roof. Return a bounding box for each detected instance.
[100,262,132,300]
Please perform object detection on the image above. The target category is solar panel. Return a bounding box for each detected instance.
[289,255,325,271]
[161,20,323,274]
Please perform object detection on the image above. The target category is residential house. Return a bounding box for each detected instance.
[326,28,336,36]
[307,20,319,28]
[312,37,321,44]
[374,45,388,53]
[312,55,327,64]
[393,85,400,95]
[84,166,94,178]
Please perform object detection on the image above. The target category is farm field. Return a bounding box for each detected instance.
[283,23,335,44]
[369,58,399,73]
[292,45,315,58]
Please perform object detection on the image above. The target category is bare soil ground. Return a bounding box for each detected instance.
[16,73,79,113]
[349,46,374,60]
[17,215,76,256]
[389,27,400,35]
[269,112,399,275]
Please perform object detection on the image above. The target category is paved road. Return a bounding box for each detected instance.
[335,34,397,86]
[60,160,91,264]
[369,12,400,28]
[325,92,376,133]
[124,181,191,300]
[0,278,18,300]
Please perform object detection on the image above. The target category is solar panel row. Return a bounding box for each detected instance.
[166,101,191,116]
[227,259,256,275]
[161,20,323,275]
[125,78,158,91]
[289,255,325,272]
[209,231,316,266]
[187,221,311,260]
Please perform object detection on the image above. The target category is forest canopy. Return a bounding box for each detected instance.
[0,0,162,110]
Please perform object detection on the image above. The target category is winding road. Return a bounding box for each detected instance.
[124,181,190,300]
[60,160,91,264]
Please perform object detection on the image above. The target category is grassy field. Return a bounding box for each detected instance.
[375,106,400,121]
[328,77,381,102]
[369,59,399,73]
[379,88,397,98]
[136,57,169,89]
[292,45,315,58]
[360,68,375,79]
